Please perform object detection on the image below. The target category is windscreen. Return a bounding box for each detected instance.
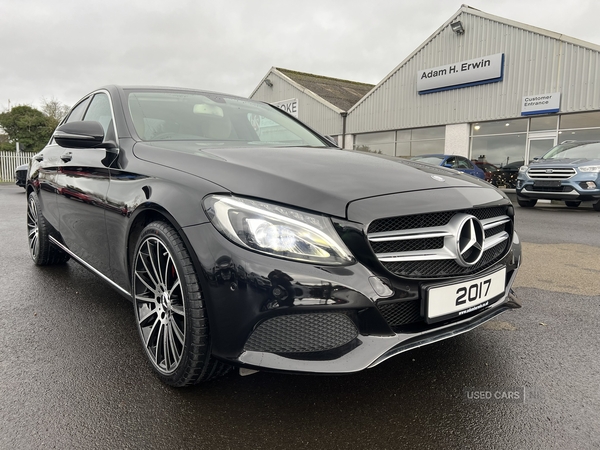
[542,142,600,159]
[127,91,328,148]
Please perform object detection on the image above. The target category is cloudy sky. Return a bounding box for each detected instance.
[1,0,599,111]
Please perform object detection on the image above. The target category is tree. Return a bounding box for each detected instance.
[0,105,56,152]
[40,97,70,130]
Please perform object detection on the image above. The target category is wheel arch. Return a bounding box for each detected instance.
[125,204,210,295]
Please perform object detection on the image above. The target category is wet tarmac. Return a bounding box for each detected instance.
[1,184,599,449]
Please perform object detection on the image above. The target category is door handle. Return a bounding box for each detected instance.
[60,152,73,162]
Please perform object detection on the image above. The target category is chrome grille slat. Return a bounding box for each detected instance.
[368,228,452,242]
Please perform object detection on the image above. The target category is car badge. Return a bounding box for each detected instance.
[431,175,445,182]
[546,169,553,173]
[455,216,485,267]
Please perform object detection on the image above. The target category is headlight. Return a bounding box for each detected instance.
[518,165,528,173]
[203,195,355,265]
[579,165,600,173]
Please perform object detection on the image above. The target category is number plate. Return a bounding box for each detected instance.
[533,180,561,188]
[425,267,506,323]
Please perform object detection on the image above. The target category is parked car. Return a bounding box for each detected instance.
[516,140,600,210]
[410,154,486,180]
[490,161,524,189]
[15,163,28,188]
[472,160,498,184]
[25,86,521,387]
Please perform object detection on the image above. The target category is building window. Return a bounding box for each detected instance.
[471,119,530,167]
[354,126,445,157]
[530,115,558,132]
[559,112,600,142]
[354,131,395,156]
[471,134,527,168]
[472,118,527,136]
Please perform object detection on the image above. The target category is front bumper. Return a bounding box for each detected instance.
[15,172,27,187]
[182,220,521,374]
[516,173,600,201]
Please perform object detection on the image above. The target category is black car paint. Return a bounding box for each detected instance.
[27,85,520,374]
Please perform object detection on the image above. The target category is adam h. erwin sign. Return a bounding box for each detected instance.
[417,53,504,94]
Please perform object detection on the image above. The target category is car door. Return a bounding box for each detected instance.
[55,92,115,276]
[34,97,91,230]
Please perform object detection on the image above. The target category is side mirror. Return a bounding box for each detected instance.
[532,156,540,161]
[54,121,114,149]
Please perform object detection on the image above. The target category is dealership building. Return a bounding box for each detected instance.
[250,5,600,168]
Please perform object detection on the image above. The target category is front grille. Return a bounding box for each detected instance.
[367,206,512,279]
[377,300,421,327]
[244,313,358,353]
[527,167,576,180]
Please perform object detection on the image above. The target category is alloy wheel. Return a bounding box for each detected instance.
[27,194,39,259]
[133,236,186,375]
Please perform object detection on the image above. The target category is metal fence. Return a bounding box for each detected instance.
[0,151,32,182]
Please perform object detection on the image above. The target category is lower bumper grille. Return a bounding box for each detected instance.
[524,185,573,193]
[244,313,358,353]
[377,300,421,327]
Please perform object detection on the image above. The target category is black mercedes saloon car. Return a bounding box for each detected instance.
[26,86,521,386]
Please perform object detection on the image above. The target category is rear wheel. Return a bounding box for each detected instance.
[27,191,70,265]
[132,221,230,387]
[517,198,537,208]
[565,201,581,208]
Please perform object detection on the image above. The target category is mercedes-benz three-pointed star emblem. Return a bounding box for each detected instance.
[455,216,485,267]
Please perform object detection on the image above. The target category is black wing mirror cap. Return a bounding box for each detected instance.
[54,121,107,149]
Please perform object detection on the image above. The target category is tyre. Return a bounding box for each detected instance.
[565,201,581,208]
[594,201,600,212]
[517,197,537,208]
[27,191,70,265]
[132,221,230,387]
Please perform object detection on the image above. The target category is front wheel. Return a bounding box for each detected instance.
[517,197,537,208]
[593,201,600,212]
[565,201,581,208]
[132,221,230,387]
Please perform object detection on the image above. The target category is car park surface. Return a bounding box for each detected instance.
[24,86,520,387]
[1,184,599,449]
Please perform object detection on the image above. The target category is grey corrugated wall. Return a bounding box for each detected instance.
[347,10,600,134]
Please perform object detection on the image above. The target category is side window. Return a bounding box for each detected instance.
[84,93,113,133]
[457,157,473,169]
[83,93,116,143]
[65,97,91,124]
[445,157,457,168]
